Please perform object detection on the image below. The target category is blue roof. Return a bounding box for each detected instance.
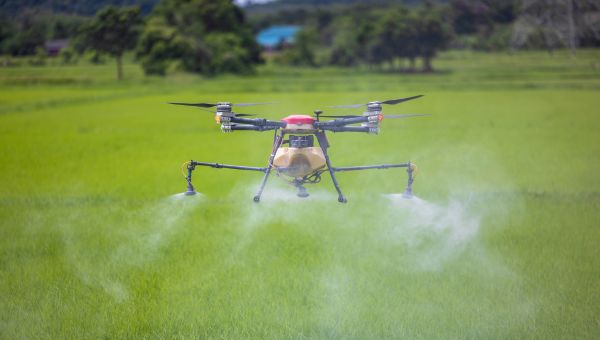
[256,25,301,48]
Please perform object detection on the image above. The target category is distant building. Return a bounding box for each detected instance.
[44,39,69,56]
[256,25,300,50]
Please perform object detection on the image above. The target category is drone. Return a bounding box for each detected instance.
[171,95,428,203]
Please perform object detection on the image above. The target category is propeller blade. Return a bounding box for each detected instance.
[168,104,216,114]
[381,95,424,105]
[318,114,361,118]
[329,104,364,109]
[233,102,275,107]
[170,102,274,108]
[329,95,424,109]
[168,102,216,108]
[198,107,215,113]
[318,113,430,119]
[383,114,431,119]
[168,103,257,117]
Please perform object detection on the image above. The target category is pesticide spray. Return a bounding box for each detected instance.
[57,139,532,334]
[217,163,532,335]
[60,193,203,302]
[384,194,480,271]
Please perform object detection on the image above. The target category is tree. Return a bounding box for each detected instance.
[137,0,261,76]
[154,0,261,67]
[450,0,493,35]
[0,16,14,55]
[82,6,142,80]
[369,7,421,71]
[396,13,421,71]
[414,6,452,72]
[277,28,318,66]
[328,7,378,67]
[1,10,46,56]
[329,16,361,66]
[511,0,600,54]
[136,17,193,75]
[204,32,255,74]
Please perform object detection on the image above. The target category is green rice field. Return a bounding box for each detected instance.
[0,50,599,338]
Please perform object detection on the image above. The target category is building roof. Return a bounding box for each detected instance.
[256,25,300,48]
[44,39,69,51]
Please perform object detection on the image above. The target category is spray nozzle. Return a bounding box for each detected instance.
[403,162,417,199]
[182,160,197,196]
[185,180,197,196]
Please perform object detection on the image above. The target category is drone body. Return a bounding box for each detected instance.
[173,96,427,203]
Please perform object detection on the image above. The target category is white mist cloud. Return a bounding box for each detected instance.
[384,195,481,271]
[60,195,202,301]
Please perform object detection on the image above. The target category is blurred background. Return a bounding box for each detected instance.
[1,1,599,338]
[0,0,598,77]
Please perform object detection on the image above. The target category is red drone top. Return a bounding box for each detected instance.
[281,115,315,125]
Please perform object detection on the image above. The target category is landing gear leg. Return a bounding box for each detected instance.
[402,162,415,199]
[328,166,347,203]
[316,132,347,203]
[323,153,347,203]
[254,170,271,202]
[254,132,284,203]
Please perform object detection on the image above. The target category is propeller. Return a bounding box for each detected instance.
[168,102,274,108]
[168,102,256,116]
[329,95,424,109]
[234,102,275,107]
[317,114,358,118]
[169,102,215,108]
[317,113,430,119]
[381,114,431,119]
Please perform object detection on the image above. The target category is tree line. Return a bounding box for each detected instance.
[1,0,599,79]
[273,3,453,72]
[0,0,261,79]
[257,0,599,71]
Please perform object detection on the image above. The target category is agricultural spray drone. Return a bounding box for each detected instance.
[171,95,428,203]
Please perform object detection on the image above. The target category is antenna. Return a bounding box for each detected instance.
[314,109,322,121]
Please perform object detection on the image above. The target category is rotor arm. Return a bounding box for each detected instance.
[320,126,372,133]
[230,116,286,128]
[227,124,280,132]
[315,116,369,128]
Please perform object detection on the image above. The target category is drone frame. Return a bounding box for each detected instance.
[172,98,425,203]
[183,125,416,203]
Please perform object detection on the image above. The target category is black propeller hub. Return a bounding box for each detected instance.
[216,102,233,115]
[366,102,382,114]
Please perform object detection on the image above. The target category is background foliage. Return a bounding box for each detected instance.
[1,0,599,76]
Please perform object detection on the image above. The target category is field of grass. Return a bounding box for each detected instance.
[1,50,599,338]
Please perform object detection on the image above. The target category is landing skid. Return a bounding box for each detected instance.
[185,159,414,203]
[183,132,416,203]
